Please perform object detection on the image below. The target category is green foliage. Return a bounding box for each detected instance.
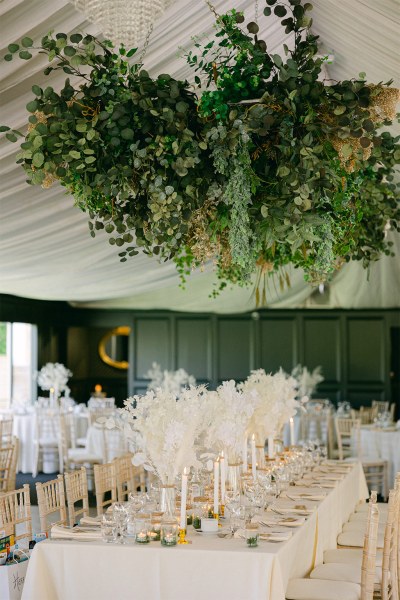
[1,0,399,293]
[0,323,7,356]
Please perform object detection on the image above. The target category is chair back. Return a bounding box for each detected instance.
[88,407,115,427]
[358,406,375,425]
[0,445,14,493]
[64,467,89,526]
[0,417,14,445]
[335,417,361,460]
[300,412,331,444]
[94,462,117,515]
[361,497,380,600]
[381,483,399,600]
[114,454,145,501]
[0,485,32,546]
[36,474,68,534]
[371,400,389,414]
[7,436,19,492]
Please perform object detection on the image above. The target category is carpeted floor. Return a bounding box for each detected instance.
[16,472,97,506]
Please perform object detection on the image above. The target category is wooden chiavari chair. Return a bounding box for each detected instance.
[0,445,14,493]
[335,417,361,460]
[0,417,14,445]
[7,436,19,492]
[59,414,102,479]
[94,462,117,515]
[64,467,89,527]
[32,408,60,477]
[0,484,32,546]
[285,494,380,600]
[36,474,68,534]
[114,453,145,502]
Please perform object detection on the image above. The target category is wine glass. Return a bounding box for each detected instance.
[225,489,241,536]
[113,502,128,543]
[128,492,145,514]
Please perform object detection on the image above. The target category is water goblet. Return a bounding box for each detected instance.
[101,514,117,544]
[113,502,128,543]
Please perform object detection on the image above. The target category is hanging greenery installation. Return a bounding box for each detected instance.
[2,0,399,296]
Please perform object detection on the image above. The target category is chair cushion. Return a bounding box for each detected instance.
[355,502,388,513]
[337,530,384,549]
[310,562,381,585]
[38,438,58,446]
[342,521,385,533]
[285,578,361,600]
[323,548,383,568]
[67,448,101,462]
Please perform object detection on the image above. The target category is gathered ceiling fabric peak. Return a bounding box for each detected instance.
[0,0,399,313]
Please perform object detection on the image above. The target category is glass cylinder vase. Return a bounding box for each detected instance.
[159,484,176,514]
[227,462,242,496]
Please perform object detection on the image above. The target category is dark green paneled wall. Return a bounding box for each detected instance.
[0,294,399,412]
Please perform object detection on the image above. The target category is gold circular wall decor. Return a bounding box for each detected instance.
[98,326,131,370]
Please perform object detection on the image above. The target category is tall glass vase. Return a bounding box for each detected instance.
[227,462,242,496]
[256,445,266,469]
[159,484,176,514]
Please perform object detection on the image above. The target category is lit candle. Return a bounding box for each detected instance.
[243,437,248,472]
[213,459,219,516]
[268,435,275,459]
[180,467,189,530]
[94,384,102,394]
[220,451,226,505]
[251,434,257,480]
[289,417,295,446]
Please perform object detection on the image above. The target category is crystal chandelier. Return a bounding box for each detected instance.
[71,0,173,48]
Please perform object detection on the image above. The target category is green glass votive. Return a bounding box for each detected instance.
[160,517,178,547]
[246,524,259,548]
[135,514,150,544]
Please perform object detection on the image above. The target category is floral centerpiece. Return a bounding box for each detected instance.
[291,364,324,399]
[146,362,196,396]
[118,385,207,485]
[35,362,72,400]
[204,380,258,464]
[240,369,299,444]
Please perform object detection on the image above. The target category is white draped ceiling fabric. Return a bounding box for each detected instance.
[0,0,399,313]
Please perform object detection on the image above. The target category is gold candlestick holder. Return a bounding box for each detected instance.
[178,527,188,544]
[220,504,225,518]
[213,513,222,527]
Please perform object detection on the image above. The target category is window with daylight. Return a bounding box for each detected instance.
[0,322,37,410]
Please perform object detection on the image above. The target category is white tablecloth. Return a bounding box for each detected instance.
[12,411,89,473]
[86,424,128,462]
[22,462,367,600]
[360,426,400,487]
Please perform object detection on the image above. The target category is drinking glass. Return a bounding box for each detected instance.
[101,514,117,543]
[113,502,128,543]
[128,492,145,514]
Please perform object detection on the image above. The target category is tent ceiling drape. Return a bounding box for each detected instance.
[0,0,399,313]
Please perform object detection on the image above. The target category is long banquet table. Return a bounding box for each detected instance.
[22,462,368,600]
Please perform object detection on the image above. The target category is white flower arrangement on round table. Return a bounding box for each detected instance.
[35,362,72,395]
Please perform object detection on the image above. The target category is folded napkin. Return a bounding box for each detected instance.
[276,516,305,527]
[80,516,102,527]
[285,493,326,502]
[270,506,314,515]
[259,531,292,542]
[315,467,351,474]
[51,524,102,541]
[321,460,352,468]
[318,474,343,481]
